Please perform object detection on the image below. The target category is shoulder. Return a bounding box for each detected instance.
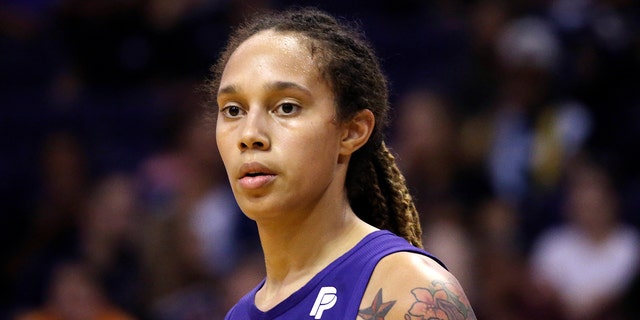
[358,251,476,320]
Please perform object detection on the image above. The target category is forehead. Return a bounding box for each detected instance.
[239,29,309,55]
[222,30,319,81]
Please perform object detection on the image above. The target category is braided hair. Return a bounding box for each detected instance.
[208,7,423,248]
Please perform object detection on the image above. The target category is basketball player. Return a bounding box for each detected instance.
[209,8,476,320]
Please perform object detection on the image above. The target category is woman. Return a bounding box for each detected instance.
[209,7,476,320]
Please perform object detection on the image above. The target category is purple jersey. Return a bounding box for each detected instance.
[224,230,445,320]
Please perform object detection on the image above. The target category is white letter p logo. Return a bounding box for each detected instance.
[310,286,337,319]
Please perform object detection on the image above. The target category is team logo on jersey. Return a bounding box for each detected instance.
[310,286,337,319]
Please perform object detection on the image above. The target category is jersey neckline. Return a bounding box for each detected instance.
[248,229,393,318]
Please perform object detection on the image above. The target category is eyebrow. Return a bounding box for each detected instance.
[265,81,312,97]
[217,81,312,97]
[218,84,239,96]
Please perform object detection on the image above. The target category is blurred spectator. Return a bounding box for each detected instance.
[137,107,258,276]
[393,88,459,211]
[7,131,90,312]
[392,87,490,218]
[547,0,640,231]
[530,156,640,320]
[137,109,258,318]
[458,0,511,115]
[6,133,144,316]
[472,198,563,319]
[487,15,593,246]
[15,261,135,320]
[175,112,256,277]
[488,16,592,204]
[16,171,144,316]
[79,173,144,316]
[141,210,226,320]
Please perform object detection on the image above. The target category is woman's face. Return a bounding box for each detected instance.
[216,30,347,220]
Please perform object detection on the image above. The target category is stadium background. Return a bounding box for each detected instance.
[1,0,639,319]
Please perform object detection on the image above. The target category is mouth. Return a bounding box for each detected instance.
[239,162,276,178]
[238,162,277,189]
[244,172,263,177]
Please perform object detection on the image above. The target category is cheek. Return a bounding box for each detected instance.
[216,126,234,168]
[286,126,342,172]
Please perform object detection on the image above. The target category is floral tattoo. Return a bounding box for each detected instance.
[404,279,476,320]
[358,289,396,320]
[358,279,475,320]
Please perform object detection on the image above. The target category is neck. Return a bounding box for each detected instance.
[258,206,372,280]
[254,202,375,310]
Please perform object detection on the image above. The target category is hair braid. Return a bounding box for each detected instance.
[362,154,390,229]
[348,142,423,248]
[377,143,423,247]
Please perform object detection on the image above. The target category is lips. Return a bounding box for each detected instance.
[238,162,277,189]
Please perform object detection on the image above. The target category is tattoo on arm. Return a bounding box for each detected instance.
[404,279,476,320]
[358,279,476,320]
[358,289,396,320]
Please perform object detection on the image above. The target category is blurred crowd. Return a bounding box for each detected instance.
[1,0,639,319]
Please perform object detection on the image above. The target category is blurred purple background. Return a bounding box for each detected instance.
[2,1,639,319]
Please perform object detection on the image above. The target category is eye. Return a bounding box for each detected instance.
[220,105,245,118]
[273,102,300,116]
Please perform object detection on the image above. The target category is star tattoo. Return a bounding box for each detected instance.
[358,288,397,320]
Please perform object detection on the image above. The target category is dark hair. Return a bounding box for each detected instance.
[208,7,423,247]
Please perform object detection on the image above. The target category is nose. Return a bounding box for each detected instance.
[239,110,270,151]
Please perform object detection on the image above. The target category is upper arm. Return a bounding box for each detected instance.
[358,252,476,320]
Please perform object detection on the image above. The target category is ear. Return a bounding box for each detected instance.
[339,109,375,156]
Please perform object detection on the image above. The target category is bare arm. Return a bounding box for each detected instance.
[358,253,476,320]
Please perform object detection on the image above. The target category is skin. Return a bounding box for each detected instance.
[216,29,476,319]
[360,253,476,319]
